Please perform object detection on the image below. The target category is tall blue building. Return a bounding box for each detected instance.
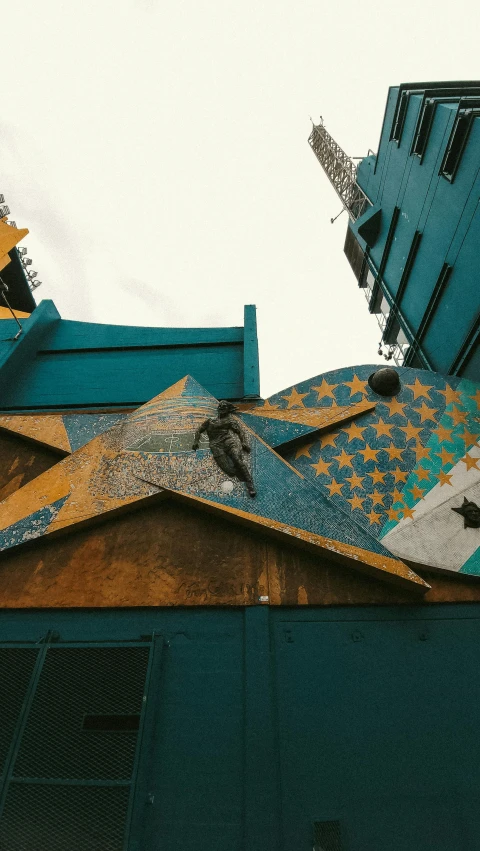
[309,81,480,378]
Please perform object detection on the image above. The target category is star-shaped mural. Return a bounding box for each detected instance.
[0,375,427,593]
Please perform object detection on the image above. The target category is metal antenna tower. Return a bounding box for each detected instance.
[308,120,370,222]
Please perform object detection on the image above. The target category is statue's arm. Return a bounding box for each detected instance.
[192,419,209,450]
[231,417,250,452]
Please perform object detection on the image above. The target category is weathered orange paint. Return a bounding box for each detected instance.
[0,500,477,609]
[0,415,71,454]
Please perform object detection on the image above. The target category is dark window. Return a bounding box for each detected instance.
[440,111,476,181]
[343,227,366,283]
[412,99,435,157]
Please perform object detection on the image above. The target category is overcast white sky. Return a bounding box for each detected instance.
[1,1,478,397]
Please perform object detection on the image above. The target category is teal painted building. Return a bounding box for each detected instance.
[323,81,480,377]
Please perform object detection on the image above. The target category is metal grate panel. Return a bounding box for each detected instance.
[314,820,342,851]
[0,782,130,851]
[0,649,39,778]
[13,646,150,781]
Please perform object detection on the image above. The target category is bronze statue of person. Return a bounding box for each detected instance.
[192,400,256,497]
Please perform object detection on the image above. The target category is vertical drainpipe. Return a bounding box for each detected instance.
[243,304,261,399]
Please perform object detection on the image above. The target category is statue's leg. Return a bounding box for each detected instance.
[211,445,236,478]
[231,451,256,497]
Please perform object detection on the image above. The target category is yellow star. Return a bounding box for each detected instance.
[384,445,404,461]
[414,402,438,424]
[334,448,354,469]
[359,446,379,463]
[326,480,345,497]
[411,443,430,462]
[383,398,408,418]
[344,375,368,397]
[415,466,430,482]
[399,423,424,442]
[345,471,364,490]
[386,507,401,522]
[342,421,367,443]
[311,458,331,477]
[392,467,408,482]
[295,442,315,460]
[437,470,453,486]
[281,387,308,408]
[435,423,453,443]
[312,379,338,401]
[405,378,433,401]
[369,467,387,484]
[461,429,480,450]
[320,431,341,450]
[365,509,382,525]
[402,506,415,520]
[437,384,462,406]
[460,453,480,471]
[392,488,405,504]
[260,399,280,411]
[436,446,455,466]
[370,418,395,439]
[370,490,386,506]
[409,484,425,501]
[447,405,468,426]
[347,494,365,511]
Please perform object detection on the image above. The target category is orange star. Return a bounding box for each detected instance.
[436,446,455,467]
[461,429,480,450]
[370,418,395,439]
[402,506,415,520]
[414,402,438,424]
[345,471,364,490]
[311,458,331,477]
[334,449,354,469]
[392,488,405,504]
[281,387,308,408]
[347,494,365,511]
[369,467,387,484]
[344,375,368,397]
[312,379,338,401]
[295,442,315,460]
[409,484,425,501]
[415,466,430,482]
[359,446,379,463]
[320,431,341,450]
[392,467,408,482]
[342,421,367,443]
[365,509,382,525]
[437,384,462,407]
[471,389,480,408]
[386,507,401,522]
[370,490,386,506]
[460,453,480,471]
[437,470,453,486]
[260,399,280,411]
[447,406,468,426]
[326,480,345,497]
[411,443,430,462]
[399,423,424,442]
[383,398,408,418]
[435,423,453,443]
[384,445,404,461]
[405,378,433,401]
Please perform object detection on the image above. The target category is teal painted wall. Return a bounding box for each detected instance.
[0,304,260,410]
[1,605,479,850]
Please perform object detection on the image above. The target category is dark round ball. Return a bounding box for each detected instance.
[367,367,401,396]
